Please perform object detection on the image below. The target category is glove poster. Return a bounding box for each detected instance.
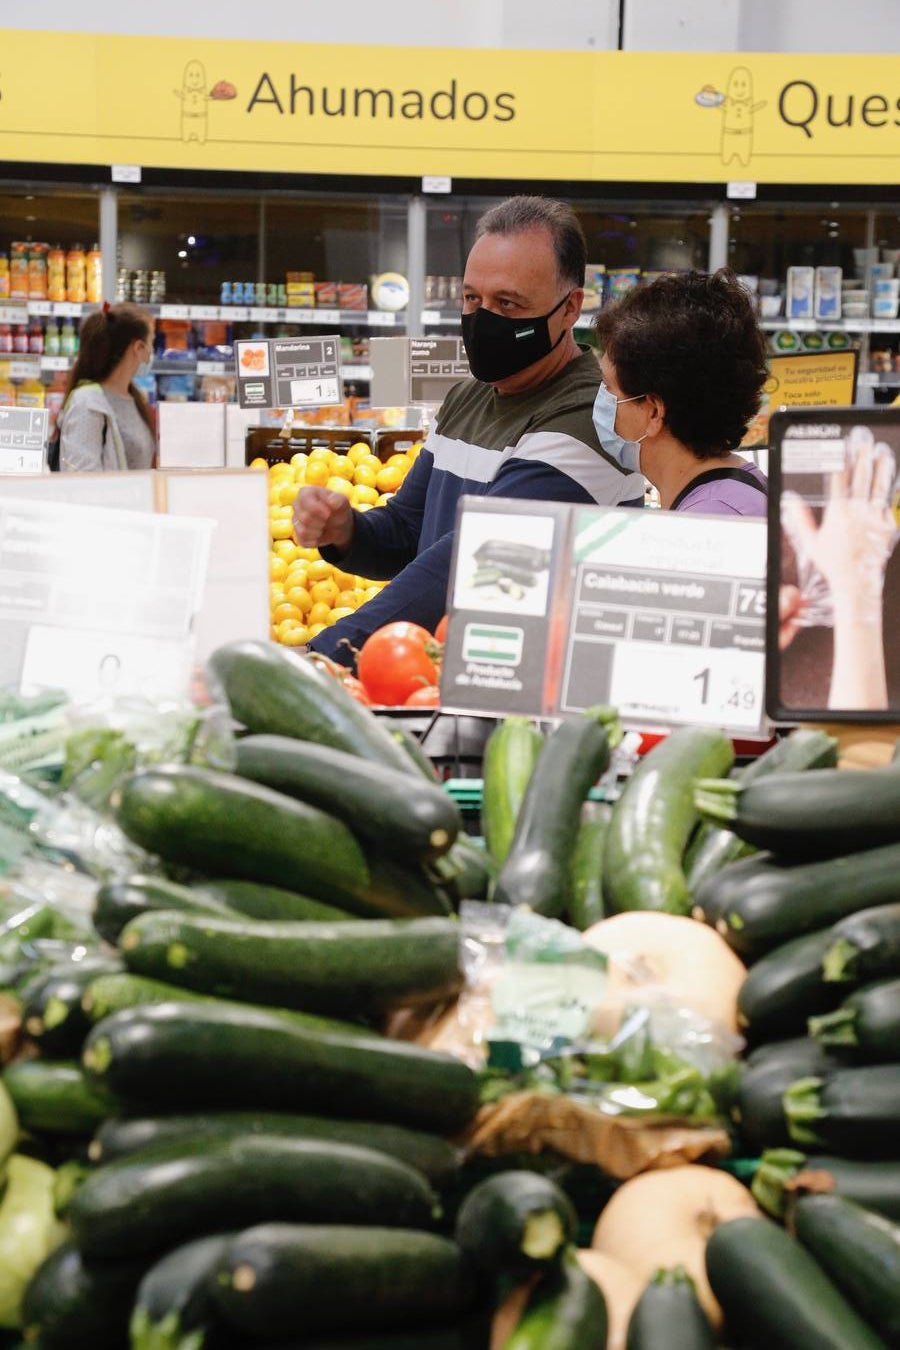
[441,497,768,736]
[766,407,900,721]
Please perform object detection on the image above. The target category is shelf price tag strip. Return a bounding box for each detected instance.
[440,498,769,736]
[234,335,343,410]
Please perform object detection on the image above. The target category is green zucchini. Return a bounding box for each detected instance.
[432,834,496,904]
[692,843,900,961]
[784,1064,900,1156]
[118,911,462,1016]
[114,764,376,915]
[737,927,842,1041]
[823,904,900,984]
[21,956,123,1056]
[480,717,544,866]
[734,1037,840,1155]
[494,715,611,916]
[809,978,900,1060]
[792,1193,900,1346]
[81,971,209,1023]
[69,1133,437,1259]
[92,874,239,944]
[501,1245,608,1350]
[685,730,839,891]
[604,727,734,916]
[388,722,440,781]
[625,1266,716,1350]
[207,640,415,775]
[453,1170,577,1278]
[234,733,461,862]
[90,1111,462,1184]
[705,1216,885,1350]
[81,1001,479,1133]
[567,801,611,930]
[752,1147,900,1223]
[210,1222,473,1338]
[199,876,357,922]
[3,1059,118,1136]
[21,1242,146,1350]
[695,762,900,860]
[129,1231,234,1350]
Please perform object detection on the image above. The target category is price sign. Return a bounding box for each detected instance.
[52,302,82,317]
[234,335,342,410]
[160,304,190,320]
[0,305,28,324]
[368,311,398,327]
[29,301,52,317]
[408,336,469,405]
[191,305,220,321]
[559,509,768,735]
[0,408,48,474]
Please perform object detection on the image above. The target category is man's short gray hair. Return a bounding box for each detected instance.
[475,196,586,289]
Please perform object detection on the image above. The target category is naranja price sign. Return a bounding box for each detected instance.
[0,32,897,185]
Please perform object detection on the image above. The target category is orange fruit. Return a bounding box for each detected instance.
[304,459,330,486]
[306,558,334,584]
[336,590,359,610]
[331,568,356,590]
[308,602,332,628]
[328,607,355,624]
[356,454,382,476]
[270,518,294,541]
[348,441,372,465]
[276,482,298,506]
[385,452,412,471]
[278,621,310,647]
[272,540,299,562]
[270,557,288,582]
[330,455,354,481]
[272,601,303,624]
[284,565,309,592]
[308,622,327,639]
[310,577,340,608]
[284,585,313,614]
[351,462,378,489]
[325,476,355,501]
[375,465,403,494]
[269,583,285,607]
[351,484,379,507]
[295,546,319,563]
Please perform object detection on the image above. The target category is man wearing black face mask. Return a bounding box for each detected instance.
[296,195,644,664]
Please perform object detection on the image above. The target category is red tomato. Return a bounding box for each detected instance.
[405,684,440,708]
[357,622,439,706]
[434,614,449,644]
[341,675,372,706]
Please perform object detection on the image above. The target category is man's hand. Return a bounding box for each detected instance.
[293,486,355,552]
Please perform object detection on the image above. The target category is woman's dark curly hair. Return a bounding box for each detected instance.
[594,269,769,459]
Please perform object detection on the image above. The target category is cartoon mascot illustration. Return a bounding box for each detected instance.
[175,60,209,143]
[695,66,767,168]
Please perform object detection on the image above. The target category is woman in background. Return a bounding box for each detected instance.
[591,269,769,514]
[57,302,156,471]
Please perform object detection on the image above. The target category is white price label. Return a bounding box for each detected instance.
[368,311,398,327]
[0,305,28,324]
[191,306,220,320]
[196,361,228,376]
[227,307,250,322]
[111,163,142,183]
[41,356,70,372]
[0,446,44,474]
[248,308,267,322]
[421,310,442,325]
[9,360,39,380]
[289,376,341,406]
[28,301,52,317]
[316,309,341,326]
[160,305,189,320]
[610,645,764,733]
[52,302,82,317]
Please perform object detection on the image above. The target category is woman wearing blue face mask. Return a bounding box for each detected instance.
[56,303,157,471]
[592,269,769,515]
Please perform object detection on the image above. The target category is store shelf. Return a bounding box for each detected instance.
[150,358,373,381]
[422,309,598,329]
[156,304,403,328]
[759,317,900,334]
[0,301,98,323]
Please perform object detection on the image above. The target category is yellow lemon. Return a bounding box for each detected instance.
[376,492,395,506]
[290,452,309,470]
[336,589,359,610]
[351,462,378,489]
[408,441,423,460]
[356,503,373,513]
[278,621,310,647]
[308,622,327,639]
[330,455,354,481]
[328,606,355,624]
[270,556,288,582]
[385,452,412,472]
[273,601,303,624]
[308,602,332,628]
[270,519,294,541]
[272,540,300,562]
[304,459,331,486]
[351,484,379,507]
[284,565,309,592]
[249,457,269,470]
[331,568,356,591]
[348,441,372,465]
[356,453,382,476]
[295,546,320,563]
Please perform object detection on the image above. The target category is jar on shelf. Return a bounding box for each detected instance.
[9,243,29,301]
[66,245,87,304]
[48,246,67,303]
[86,244,103,305]
[28,245,49,300]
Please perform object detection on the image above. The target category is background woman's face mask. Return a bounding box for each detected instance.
[461,292,570,383]
[592,381,648,472]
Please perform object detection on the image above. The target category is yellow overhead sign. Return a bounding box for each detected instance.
[743,349,860,448]
[1,31,898,185]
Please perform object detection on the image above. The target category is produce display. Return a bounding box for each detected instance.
[259,442,420,647]
[0,643,897,1349]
